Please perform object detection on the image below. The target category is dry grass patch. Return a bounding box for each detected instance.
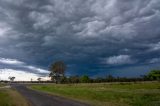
[0,88,30,106]
[8,89,30,106]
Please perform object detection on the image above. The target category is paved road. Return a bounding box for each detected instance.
[12,85,89,106]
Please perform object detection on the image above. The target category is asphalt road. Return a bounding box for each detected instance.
[12,85,89,106]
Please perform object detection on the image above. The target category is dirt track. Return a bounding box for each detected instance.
[13,84,89,106]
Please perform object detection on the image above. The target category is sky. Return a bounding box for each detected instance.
[0,0,160,81]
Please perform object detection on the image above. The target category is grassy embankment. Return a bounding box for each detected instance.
[31,82,160,106]
[0,85,29,106]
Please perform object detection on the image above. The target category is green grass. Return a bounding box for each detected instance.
[31,82,160,106]
[0,89,29,106]
[0,89,12,106]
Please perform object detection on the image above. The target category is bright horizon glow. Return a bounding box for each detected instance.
[0,69,51,81]
[0,57,49,81]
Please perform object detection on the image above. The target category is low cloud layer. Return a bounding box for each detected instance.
[106,55,135,65]
[0,57,48,73]
[0,0,160,79]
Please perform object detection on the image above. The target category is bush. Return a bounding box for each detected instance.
[80,75,90,83]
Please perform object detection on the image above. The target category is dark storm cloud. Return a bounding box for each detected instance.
[0,0,160,77]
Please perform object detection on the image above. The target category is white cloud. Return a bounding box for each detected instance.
[25,66,48,73]
[0,57,48,74]
[0,23,11,37]
[102,23,137,39]
[149,58,160,63]
[0,57,24,65]
[91,0,118,19]
[76,20,106,37]
[29,11,57,30]
[149,42,160,51]
[106,55,134,65]
[0,69,50,81]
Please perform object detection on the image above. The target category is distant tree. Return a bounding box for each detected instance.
[140,75,149,81]
[147,70,160,80]
[8,76,15,82]
[80,75,90,83]
[69,76,80,83]
[95,77,104,83]
[49,61,66,83]
[37,78,42,82]
[31,78,33,82]
[60,76,68,84]
[106,75,114,82]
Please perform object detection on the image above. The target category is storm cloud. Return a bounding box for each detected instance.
[0,0,160,79]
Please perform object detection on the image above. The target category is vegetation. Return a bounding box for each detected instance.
[80,75,90,83]
[31,82,160,106]
[49,61,66,83]
[147,70,160,80]
[8,76,16,82]
[37,77,42,82]
[59,70,160,84]
[0,89,29,106]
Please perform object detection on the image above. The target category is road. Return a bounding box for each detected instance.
[12,85,89,106]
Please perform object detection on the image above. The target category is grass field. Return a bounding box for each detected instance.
[0,88,29,106]
[31,82,160,106]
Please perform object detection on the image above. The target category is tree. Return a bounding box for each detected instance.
[8,76,15,82]
[69,76,80,83]
[80,75,90,83]
[95,77,104,83]
[147,70,160,80]
[106,75,114,82]
[37,78,42,83]
[49,61,66,83]
[60,76,68,83]
[31,78,33,82]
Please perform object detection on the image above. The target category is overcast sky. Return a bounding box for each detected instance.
[0,0,160,81]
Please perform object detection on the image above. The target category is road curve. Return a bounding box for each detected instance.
[12,84,89,106]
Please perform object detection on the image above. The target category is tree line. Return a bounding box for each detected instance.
[49,61,160,84]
